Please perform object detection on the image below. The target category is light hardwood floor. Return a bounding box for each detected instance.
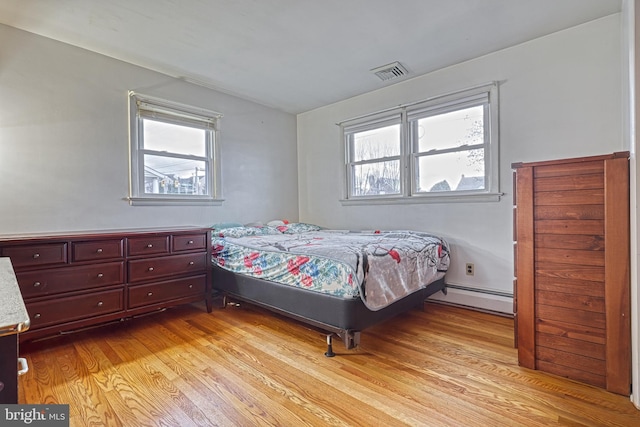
[18,301,640,426]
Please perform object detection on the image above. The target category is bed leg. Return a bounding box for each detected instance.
[221,295,240,308]
[324,334,336,357]
[341,331,360,350]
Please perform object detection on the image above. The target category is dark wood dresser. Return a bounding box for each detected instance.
[0,227,212,343]
[512,152,630,395]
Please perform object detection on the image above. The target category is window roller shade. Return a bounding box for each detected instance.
[137,101,218,131]
[342,111,402,135]
[406,91,489,121]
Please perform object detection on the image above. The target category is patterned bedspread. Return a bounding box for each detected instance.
[211,226,449,311]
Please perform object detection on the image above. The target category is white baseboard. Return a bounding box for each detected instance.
[428,286,514,315]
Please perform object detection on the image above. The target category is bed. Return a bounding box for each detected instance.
[211,223,450,355]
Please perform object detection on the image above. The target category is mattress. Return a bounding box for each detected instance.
[211,224,449,311]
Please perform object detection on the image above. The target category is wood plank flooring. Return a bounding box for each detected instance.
[18,301,640,426]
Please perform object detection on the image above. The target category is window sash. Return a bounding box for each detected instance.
[409,102,488,154]
[409,100,489,195]
[135,112,214,195]
[345,116,404,197]
[138,152,213,197]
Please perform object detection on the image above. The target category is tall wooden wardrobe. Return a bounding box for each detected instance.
[512,152,631,396]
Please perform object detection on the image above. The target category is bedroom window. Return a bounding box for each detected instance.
[342,82,500,203]
[128,92,222,205]
[345,116,403,197]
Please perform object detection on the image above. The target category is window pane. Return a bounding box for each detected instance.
[143,119,206,156]
[352,160,400,196]
[352,124,400,161]
[416,105,484,152]
[144,155,207,195]
[416,149,485,192]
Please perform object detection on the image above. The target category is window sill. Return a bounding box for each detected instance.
[126,197,224,206]
[339,192,503,206]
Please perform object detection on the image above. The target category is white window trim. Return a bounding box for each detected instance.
[340,82,502,205]
[127,92,224,206]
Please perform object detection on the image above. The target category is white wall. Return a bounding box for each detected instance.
[297,14,624,313]
[0,24,299,235]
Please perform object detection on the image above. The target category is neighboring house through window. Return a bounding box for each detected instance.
[342,82,500,203]
[128,92,222,205]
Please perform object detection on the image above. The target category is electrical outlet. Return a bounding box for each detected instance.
[465,263,474,276]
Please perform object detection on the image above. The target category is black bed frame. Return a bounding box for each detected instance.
[212,265,447,355]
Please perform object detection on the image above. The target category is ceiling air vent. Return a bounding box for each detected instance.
[370,61,409,81]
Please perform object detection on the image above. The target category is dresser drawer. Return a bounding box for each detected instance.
[26,288,124,329]
[173,233,207,252]
[2,243,68,269]
[128,252,207,283]
[72,239,124,262]
[128,235,170,257]
[16,262,124,298]
[128,275,206,308]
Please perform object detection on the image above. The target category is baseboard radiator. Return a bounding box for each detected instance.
[427,282,514,317]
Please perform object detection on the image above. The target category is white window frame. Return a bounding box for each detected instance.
[127,92,223,206]
[341,82,501,204]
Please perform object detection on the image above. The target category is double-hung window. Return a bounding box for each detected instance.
[345,114,403,197]
[128,92,222,205]
[343,82,500,203]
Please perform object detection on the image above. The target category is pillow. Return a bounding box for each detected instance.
[214,225,281,238]
[276,222,322,234]
[211,222,243,231]
[266,219,289,227]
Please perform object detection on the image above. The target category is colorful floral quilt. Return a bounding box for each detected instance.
[211,228,449,311]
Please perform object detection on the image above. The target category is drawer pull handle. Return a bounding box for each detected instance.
[147,244,153,248]
[97,273,104,278]
[33,281,41,287]
[97,301,104,307]
[189,284,193,289]
[189,261,194,266]
[148,267,154,272]
[96,248,103,253]
[34,313,41,319]
[33,253,40,259]
[18,358,29,376]
[147,292,153,297]
[188,240,194,244]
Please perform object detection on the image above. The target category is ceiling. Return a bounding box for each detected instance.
[0,0,622,114]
